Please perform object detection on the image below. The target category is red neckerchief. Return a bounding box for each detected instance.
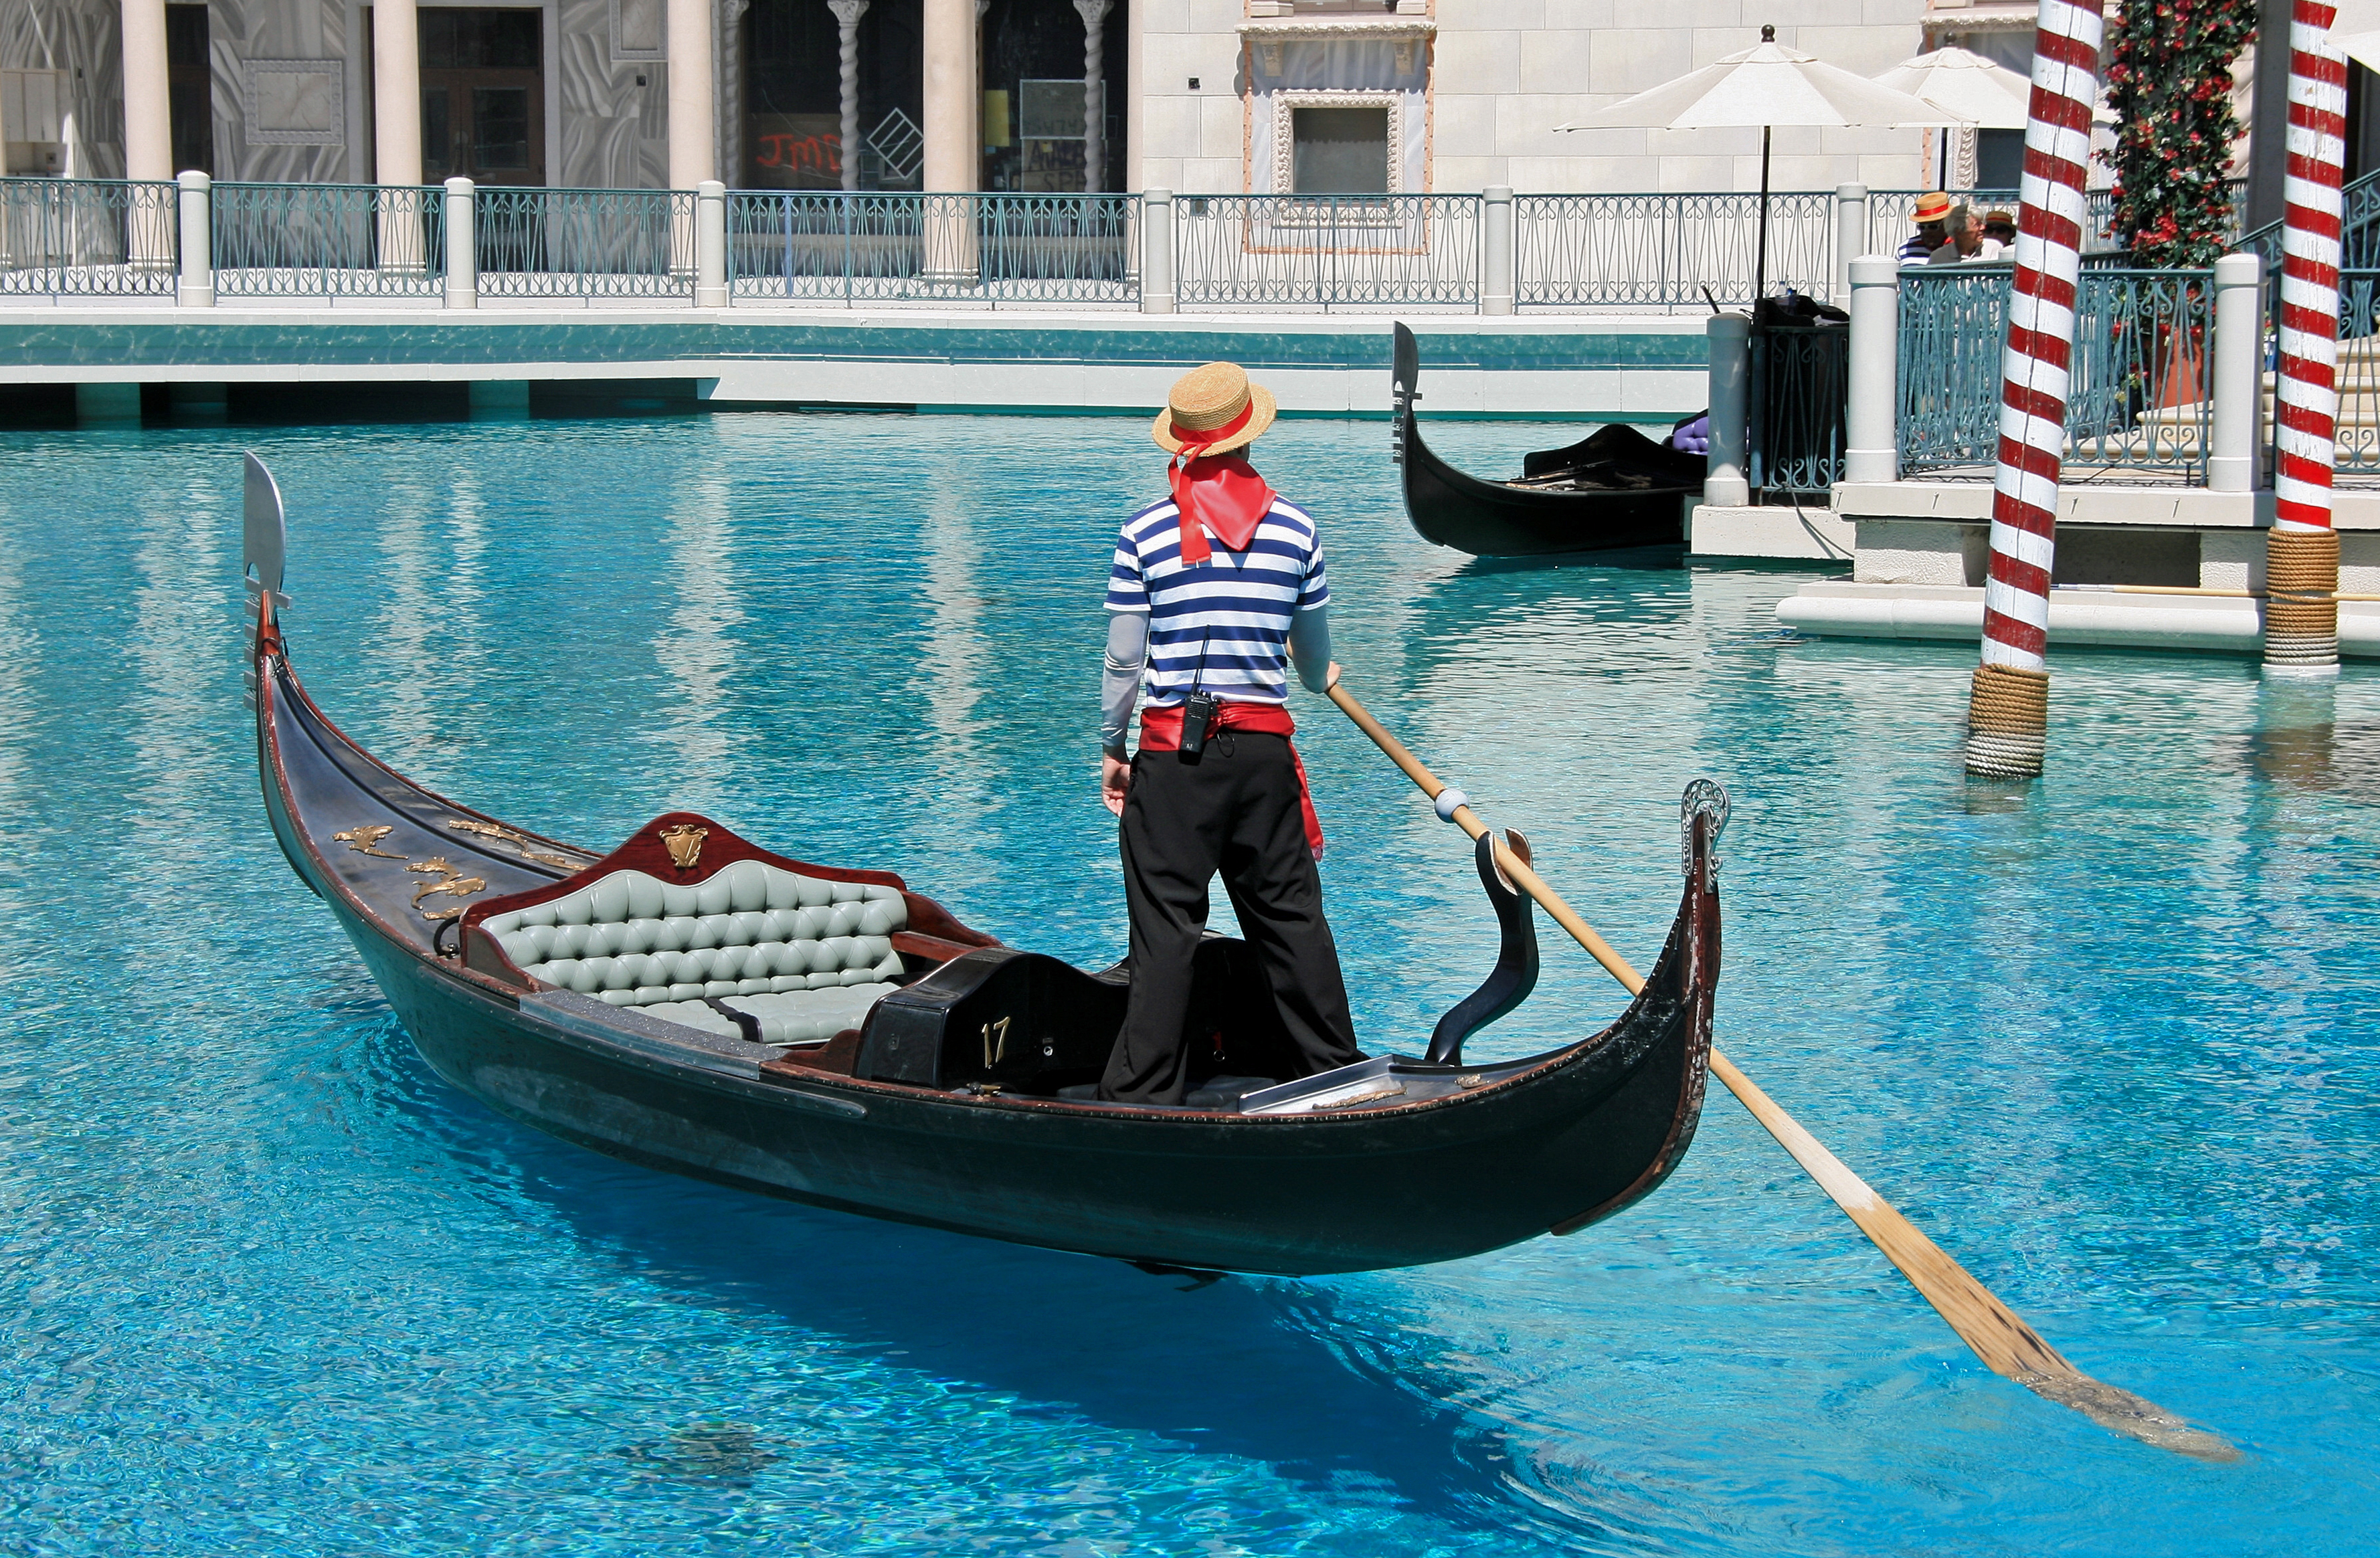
[1167,403,1275,563]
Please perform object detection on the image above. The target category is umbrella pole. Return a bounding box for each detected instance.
[1754,124,1771,302]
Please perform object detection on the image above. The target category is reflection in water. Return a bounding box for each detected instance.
[644,474,743,817]
[371,472,440,761]
[909,467,997,880]
[124,471,227,899]
[0,494,33,964]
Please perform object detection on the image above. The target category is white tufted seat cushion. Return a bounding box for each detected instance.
[640,985,896,1046]
[480,859,909,1032]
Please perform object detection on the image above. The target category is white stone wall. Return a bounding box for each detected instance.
[1134,0,1934,195]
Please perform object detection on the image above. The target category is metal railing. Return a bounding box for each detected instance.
[1518,191,1831,310]
[728,192,1135,304]
[1898,266,2215,481]
[1750,322,1849,492]
[476,187,693,299]
[2242,168,2380,276]
[0,177,177,296]
[2314,270,2380,485]
[212,182,445,298]
[1174,194,1478,310]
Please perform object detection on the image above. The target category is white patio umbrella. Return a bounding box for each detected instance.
[1873,45,2031,185]
[2328,0,2380,74]
[1556,25,1960,299]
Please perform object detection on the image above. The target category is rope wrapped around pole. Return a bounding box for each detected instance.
[2269,0,2349,674]
[1964,0,2101,779]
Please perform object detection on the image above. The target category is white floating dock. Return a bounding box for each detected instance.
[1777,583,2380,657]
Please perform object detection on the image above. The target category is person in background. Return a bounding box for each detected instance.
[1981,209,2017,256]
[1929,203,1983,264]
[1097,361,1364,1106]
[1900,191,1952,264]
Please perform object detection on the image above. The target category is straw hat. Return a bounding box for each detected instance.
[1152,361,1279,456]
[1912,190,1952,225]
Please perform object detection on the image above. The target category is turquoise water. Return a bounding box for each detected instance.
[2,409,2375,1555]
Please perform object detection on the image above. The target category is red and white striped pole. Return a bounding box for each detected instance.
[1964,0,2103,779]
[2268,0,2349,675]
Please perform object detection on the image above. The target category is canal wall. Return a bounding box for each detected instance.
[0,306,1711,421]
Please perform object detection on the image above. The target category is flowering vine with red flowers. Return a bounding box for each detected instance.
[2102,0,2257,268]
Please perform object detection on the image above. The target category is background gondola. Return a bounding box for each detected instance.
[1392,322,1707,559]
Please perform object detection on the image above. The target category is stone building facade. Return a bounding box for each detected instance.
[0,0,2326,198]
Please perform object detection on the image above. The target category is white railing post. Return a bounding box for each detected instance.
[1141,187,1175,314]
[2209,250,2262,493]
[444,177,477,308]
[696,179,729,307]
[1706,311,1752,506]
[1481,185,1515,315]
[175,171,213,308]
[1843,254,1900,484]
[1833,181,1867,304]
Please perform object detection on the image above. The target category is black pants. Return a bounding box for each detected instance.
[1101,731,1362,1104]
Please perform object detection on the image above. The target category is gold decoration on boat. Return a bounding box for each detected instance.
[444,817,583,872]
[333,823,405,859]
[658,824,709,871]
[407,856,488,919]
[981,1015,1012,1069]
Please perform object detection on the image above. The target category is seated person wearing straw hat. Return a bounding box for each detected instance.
[1097,361,1364,1106]
[1900,191,1951,265]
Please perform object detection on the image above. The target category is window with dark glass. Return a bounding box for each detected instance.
[166,3,212,177]
[1291,106,1389,196]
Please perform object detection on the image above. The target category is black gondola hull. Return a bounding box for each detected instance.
[1392,322,1706,559]
[254,557,1719,1276]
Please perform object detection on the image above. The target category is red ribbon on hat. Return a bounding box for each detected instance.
[1167,399,1273,565]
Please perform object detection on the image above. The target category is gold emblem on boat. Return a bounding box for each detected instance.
[333,823,405,859]
[658,824,709,872]
[981,1015,1012,1069]
[407,857,488,919]
[445,818,582,872]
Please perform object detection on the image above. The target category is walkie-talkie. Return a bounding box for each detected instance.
[1180,689,1219,754]
[1180,631,1217,753]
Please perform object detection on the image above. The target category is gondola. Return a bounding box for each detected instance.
[244,454,1725,1276]
[1393,322,1708,558]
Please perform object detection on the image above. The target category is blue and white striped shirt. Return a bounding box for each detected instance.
[1105,494,1330,708]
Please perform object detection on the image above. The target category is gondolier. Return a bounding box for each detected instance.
[1099,361,1364,1105]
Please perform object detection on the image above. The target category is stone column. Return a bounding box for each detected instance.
[1843,256,1900,485]
[443,177,477,308]
[828,0,868,193]
[921,0,978,279]
[1140,187,1173,312]
[1704,312,1751,507]
[2209,252,2262,494]
[120,0,173,181]
[1074,0,1111,192]
[1479,185,1514,315]
[1832,182,1867,306]
[372,0,428,272]
[373,0,424,185]
[670,0,718,188]
[175,171,213,307]
[696,179,729,304]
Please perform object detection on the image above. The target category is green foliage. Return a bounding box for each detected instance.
[2102,0,2257,267]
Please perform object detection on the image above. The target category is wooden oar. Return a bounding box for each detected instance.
[1322,674,2237,1462]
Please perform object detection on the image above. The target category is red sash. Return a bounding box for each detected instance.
[1138,702,1324,861]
